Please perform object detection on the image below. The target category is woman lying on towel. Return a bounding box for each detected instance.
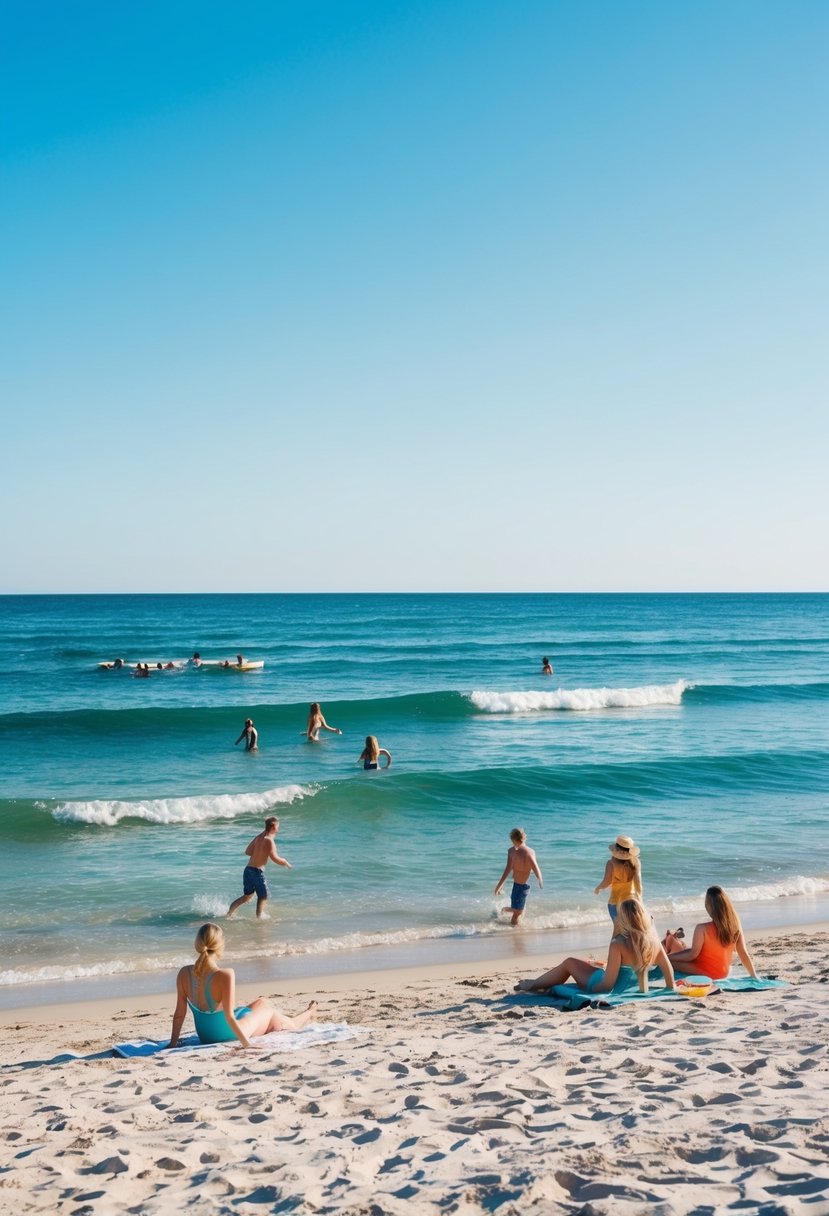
[514,899,675,995]
[166,923,318,1049]
[663,886,758,980]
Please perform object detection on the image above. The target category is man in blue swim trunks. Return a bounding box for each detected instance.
[227,816,292,919]
[494,827,543,926]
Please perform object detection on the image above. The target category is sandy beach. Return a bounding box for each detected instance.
[1,928,827,1215]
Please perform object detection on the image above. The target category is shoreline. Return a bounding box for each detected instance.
[3,904,826,1027]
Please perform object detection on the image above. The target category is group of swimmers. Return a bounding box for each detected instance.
[232,703,392,772]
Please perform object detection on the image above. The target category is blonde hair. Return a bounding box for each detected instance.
[614,899,659,975]
[194,922,224,978]
[363,736,379,762]
[705,886,741,946]
[510,828,526,843]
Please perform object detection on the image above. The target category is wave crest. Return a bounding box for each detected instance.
[52,784,314,827]
[468,680,689,713]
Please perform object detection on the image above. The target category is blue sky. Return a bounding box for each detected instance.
[2,0,827,591]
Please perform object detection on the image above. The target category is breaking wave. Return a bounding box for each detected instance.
[468,680,689,713]
[52,783,314,827]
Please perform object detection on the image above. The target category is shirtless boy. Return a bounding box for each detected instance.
[227,816,292,919]
[494,828,543,925]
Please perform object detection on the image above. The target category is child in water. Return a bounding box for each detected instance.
[494,828,543,925]
[594,834,643,921]
[358,736,391,769]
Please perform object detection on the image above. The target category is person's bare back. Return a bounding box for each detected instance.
[246,830,281,868]
[507,843,538,884]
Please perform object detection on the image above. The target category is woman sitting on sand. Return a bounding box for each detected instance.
[663,886,758,980]
[305,702,342,742]
[515,899,675,996]
[359,735,391,770]
[594,834,643,921]
[166,923,318,1050]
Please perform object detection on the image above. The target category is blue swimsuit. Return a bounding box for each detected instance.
[586,964,642,995]
[187,968,252,1044]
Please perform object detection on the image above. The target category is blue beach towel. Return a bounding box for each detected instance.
[506,973,787,1013]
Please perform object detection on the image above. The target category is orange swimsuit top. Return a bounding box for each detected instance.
[692,923,736,980]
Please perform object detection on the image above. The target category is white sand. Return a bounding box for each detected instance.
[1,930,827,1215]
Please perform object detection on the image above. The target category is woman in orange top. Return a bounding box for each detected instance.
[663,886,758,980]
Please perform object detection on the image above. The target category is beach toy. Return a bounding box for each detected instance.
[676,974,713,999]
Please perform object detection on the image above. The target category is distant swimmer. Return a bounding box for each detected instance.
[164,661,176,670]
[359,735,391,770]
[134,662,150,678]
[190,652,202,667]
[227,817,292,919]
[541,656,553,675]
[156,662,163,670]
[235,718,259,752]
[236,653,244,667]
[305,702,342,742]
[494,827,543,926]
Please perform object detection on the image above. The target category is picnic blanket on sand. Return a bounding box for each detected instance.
[506,974,787,1013]
[113,1022,366,1058]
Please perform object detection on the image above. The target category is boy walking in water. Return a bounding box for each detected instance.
[227,816,291,919]
[494,828,543,925]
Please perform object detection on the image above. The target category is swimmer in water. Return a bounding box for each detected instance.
[305,703,342,742]
[235,718,259,752]
[358,736,391,770]
[541,656,553,675]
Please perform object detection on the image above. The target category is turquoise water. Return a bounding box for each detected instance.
[1,593,828,995]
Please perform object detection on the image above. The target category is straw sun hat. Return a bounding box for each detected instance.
[609,834,640,861]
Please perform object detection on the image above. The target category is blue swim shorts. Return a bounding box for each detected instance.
[243,865,269,899]
[510,881,530,911]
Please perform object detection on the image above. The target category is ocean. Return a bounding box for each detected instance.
[1,593,827,1006]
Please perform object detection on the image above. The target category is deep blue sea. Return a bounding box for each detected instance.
[1,593,827,1001]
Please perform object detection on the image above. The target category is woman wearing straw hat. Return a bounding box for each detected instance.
[594,835,643,922]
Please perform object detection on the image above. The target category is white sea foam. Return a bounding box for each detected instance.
[468,680,689,713]
[53,784,314,827]
[191,893,233,918]
[0,958,174,987]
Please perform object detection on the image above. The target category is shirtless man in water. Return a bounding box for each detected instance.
[227,816,292,919]
[235,719,259,751]
[494,828,543,926]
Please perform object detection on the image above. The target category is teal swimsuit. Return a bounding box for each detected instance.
[187,967,252,1044]
[586,963,641,995]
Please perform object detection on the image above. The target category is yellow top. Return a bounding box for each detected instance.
[609,864,641,906]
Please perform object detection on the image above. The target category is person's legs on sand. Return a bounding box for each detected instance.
[514,957,599,993]
[237,999,319,1037]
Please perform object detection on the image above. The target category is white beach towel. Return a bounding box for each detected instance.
[112,1021,366,1058]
